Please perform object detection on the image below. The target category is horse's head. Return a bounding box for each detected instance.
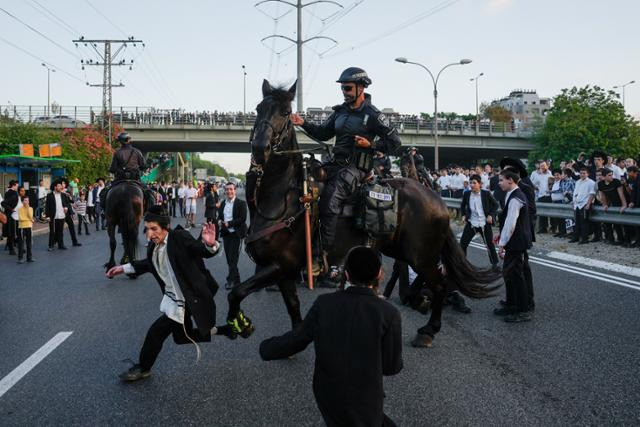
[251,79,297,166]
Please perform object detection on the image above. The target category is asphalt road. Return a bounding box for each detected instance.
[1,202,639,426]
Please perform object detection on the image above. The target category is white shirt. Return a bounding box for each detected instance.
[550,180,564,202]
[573,177,596,210]
[123,233,219,324]
[468,191,486,227]
[481,173,490,190]
[437,175,451,190]
[531,170,553,198]
[498,188,524,247]
[223,197,236,233]
[450,173,467,191]
[87,189,94,207]
[187,188,198,206]
[54,192,65,219]
[95,185,104,201]
[38,185,48,200]
[11,198,23,221]
[178,186,186,199]
[611,165,624,180]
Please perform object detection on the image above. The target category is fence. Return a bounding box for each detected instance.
[442,197,640,227]
[0,105,533,137]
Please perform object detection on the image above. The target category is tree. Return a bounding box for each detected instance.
[59,126,114,184]
[480,102,512,123]
[529,85,640,165]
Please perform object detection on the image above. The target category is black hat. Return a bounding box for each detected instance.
[591,150,607,161]
[8,179,18,187]
[499,157,528,178]
[336,67,372,87]
[143,205,170,226]
[344,246,382,285]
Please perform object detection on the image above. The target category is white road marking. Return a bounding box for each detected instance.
[0,332,73,399]
[546,251,640,279]
[467,242,640,292]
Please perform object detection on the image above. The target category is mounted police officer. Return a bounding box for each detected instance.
[291,67,402,258]
[102,132,154,209]
[109,132,146,181]
[401,146,431,187]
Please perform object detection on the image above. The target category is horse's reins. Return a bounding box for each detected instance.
[247,115,326,242]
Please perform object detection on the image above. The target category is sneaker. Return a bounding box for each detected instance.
[119,364,151,382]
[504,312,532,323]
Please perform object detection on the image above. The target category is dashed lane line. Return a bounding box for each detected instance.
[0,332,73,399]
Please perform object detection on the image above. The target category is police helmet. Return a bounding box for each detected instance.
[117,132,131,143]
[336,67,372,87]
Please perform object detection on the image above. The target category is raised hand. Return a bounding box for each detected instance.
[202,222,217,247]
[291,114,304,126]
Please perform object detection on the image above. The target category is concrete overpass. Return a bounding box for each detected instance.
[127,124,533,167]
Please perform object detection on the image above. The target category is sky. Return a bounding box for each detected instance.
[1,0,639,173]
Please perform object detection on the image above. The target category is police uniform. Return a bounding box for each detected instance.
[109,142,146,181]
[301,91,401,249]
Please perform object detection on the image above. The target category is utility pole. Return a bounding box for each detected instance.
[242,65,247,116]
[41,63,55,117]
[74,37,142,143]
[257,0,342,113]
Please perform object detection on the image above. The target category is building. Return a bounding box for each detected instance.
[492,89,551,127]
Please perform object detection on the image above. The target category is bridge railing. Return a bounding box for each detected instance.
[442,197,640,227]
[0,105,533,138]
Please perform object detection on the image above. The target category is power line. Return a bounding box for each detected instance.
[0,6,81,60]
[0,35,86,83]
[323,0,461,58]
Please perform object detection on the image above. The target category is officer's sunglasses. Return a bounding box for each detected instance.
[341,85,355,92]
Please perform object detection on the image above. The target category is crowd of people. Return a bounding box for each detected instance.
[429,152,640,248]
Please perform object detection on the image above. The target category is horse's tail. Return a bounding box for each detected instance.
[440,228,501,298]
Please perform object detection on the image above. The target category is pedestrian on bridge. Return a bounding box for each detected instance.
[106,206,229,382]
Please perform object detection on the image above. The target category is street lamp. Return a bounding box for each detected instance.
[470,72,484,133]
[41,63,56,117]
[395,57,472,170]
[613,80,635,109]
[242,65,247,117]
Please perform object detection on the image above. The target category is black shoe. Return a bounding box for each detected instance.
[59,246,68,250]
[27,258,35,262]
[494,306,516,316]
[537,229,547,234]
[504,312,532,323]
[47,247,54,252]
[119,364,151,382]
[9,250,16,256]
[86,232,91,236]
[225,281,233,290]
[73,242,82,247]
[590,237,602,243]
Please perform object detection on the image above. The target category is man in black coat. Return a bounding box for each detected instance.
[217,182,248,290]
[61,179,81,247]
[260,246,403,427]
[459,174,500,268]
[106,206,229,381]
[2,180,19,254]
[45,180,71,250]
[204,182,220,225]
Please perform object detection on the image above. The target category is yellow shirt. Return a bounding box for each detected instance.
[18,206,34,229]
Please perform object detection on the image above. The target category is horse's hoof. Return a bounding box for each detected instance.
[411,333,434,348]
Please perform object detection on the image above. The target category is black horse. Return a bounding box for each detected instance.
[103,182,145,273]
[226,79,500,347]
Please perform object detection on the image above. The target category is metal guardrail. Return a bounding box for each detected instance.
[442,197,640,227]
[0,105,534,137]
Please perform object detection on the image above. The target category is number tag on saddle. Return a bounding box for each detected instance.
[355,180,398,236]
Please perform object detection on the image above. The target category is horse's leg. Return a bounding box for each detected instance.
[278,277,302,329]
[104,223,117,270]
[411,264,446,348]
[226,263,281,338]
